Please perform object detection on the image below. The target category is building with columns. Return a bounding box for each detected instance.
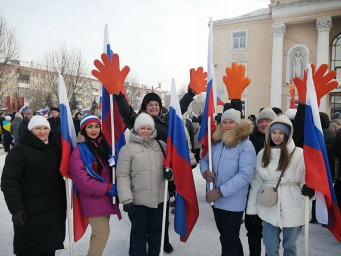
[212,0,341,117]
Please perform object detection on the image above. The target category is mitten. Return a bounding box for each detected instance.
[223,63,251,100]
[92,53,130,95]
[12,209,26,228]
[206,188,223,202]
[163,168,174,181]
[301,184,315,198]
[293,64,338,105]
[187,67,207,95]
[123,203,135,214]
[107,183,118,197]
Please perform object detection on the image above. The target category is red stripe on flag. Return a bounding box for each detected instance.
[72,192,88,242]
[60,139,72,178]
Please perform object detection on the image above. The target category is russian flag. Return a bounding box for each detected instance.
[217,96,225,106]
[198,18,217,157]
[59,74,88,242]
[303,65,341,242]
[101,24,127,155]
[19,105,28,114]
[164,79,199,242]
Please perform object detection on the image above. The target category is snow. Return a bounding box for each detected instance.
[0,150,340,255]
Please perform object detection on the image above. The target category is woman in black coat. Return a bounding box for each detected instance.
[1,115,66,256]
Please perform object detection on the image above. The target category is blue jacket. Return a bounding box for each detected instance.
[200,120,256,211]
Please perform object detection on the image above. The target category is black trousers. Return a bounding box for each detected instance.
[213,207,244,256]
[244,214,263,256]
[129,203,164,256]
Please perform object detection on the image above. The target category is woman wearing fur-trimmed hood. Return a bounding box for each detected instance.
[200,108,256,256]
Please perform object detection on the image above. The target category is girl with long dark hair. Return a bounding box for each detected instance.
[70,114,121,256]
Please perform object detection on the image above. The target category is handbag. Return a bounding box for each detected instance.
[257,147,296,207]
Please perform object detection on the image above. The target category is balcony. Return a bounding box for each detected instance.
[332,79,341,92]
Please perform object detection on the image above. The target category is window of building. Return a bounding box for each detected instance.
[331,34,341,82]
[232,31,247,49]
[330,94,341,115]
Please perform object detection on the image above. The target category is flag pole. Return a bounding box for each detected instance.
[160,168,169,256]
[109,95,116,204]
[207,116,214,205]
[65,178,74,256]
[304,196,310,256]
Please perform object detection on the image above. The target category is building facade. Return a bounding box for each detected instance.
[213,0,341,117]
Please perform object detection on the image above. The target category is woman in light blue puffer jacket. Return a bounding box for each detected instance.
[200,108,256,256]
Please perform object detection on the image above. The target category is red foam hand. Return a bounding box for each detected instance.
[223,63,251,100]
[293,64,338,104]
[188,67,207,95]
[92,53,130,95]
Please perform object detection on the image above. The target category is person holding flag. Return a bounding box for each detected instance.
[69,114,121,256]
[247,115,315,256]
[92,52,207,254]
[201,108,256,256]
[116,112,170,256]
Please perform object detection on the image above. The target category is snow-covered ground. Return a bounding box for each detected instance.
[0,150,340,256]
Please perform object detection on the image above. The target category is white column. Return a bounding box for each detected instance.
[271,23,286,108]
[316,17,332,112]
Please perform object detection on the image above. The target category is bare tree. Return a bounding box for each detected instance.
[0,15,21,98]
[39,43,90,107]
[125,73,144,111]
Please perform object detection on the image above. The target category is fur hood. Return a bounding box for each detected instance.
[212,119,254,147]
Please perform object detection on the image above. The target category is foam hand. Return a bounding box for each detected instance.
[223,63,251,100]
[92,53,130,95]
[293,64,338,105]
[188,67,207,94]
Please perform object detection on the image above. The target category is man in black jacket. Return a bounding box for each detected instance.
[48,107,61,146]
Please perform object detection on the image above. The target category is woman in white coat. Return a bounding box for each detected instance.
[246,115,315,256]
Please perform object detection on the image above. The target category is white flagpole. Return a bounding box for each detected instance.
[304,196,310,256]
[208,116,214,206]
[65,178,74,256]
[160,169,169,256]
[110,95,116,204]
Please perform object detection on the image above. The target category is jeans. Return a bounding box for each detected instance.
[213,207,244,256]
[129,203,164,256]
[263,221,300,256]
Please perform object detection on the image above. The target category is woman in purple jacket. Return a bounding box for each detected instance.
[70,114,121,256]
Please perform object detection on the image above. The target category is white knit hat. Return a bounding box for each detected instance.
[28,115,50,131]
[5,116,11,121]
[221,109,241,125]
[134,113,155,131]
[256,108,277,125]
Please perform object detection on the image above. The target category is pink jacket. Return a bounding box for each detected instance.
[70,146,121,218]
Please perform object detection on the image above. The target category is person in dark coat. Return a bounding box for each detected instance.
[247,107,277,256]
[73,112,82,135]
[18,109,34,139]
[48,107,61,146]
[1,115,66,256]
[333,128,341,212]
[10,112,23,145]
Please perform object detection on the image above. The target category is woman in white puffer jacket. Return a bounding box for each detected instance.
[246,115,315,256]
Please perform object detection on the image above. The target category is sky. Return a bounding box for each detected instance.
[1,0,270,92]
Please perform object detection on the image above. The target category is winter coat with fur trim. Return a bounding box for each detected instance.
[69,136,122,218]
[116,130,166,208]
[246,115,312,228]
[200,120,256,211]
[1,130,66,256]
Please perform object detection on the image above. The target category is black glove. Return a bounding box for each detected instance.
[123,203,135,214]
[301,184,315,198]
[12,210,26,228]
[163,169,173,181]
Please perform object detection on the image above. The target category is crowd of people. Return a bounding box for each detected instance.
[1,94,341,256]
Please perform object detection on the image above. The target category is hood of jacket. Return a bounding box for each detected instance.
[212,119,254,147]
[265,115,293,144]
[20,129,56,150]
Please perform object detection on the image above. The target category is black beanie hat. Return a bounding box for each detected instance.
[141,93,162,111]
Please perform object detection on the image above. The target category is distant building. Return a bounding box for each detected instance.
[213,0,341,116]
